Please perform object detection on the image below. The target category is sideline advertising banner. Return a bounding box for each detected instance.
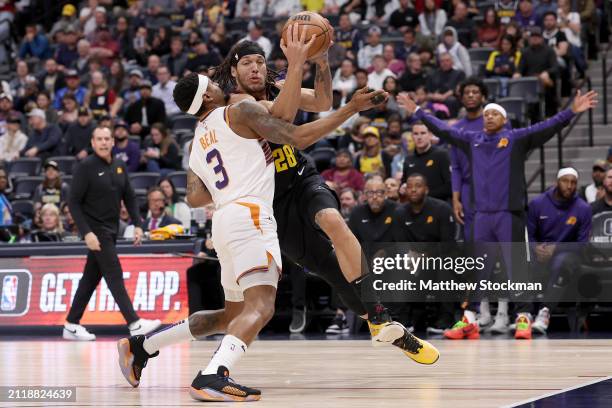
[0,255,191,325]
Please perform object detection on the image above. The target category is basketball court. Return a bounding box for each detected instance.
[1,336,611,407]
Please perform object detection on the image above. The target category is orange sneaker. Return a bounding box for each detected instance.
[515,314,532,340]
[443,317,480,340]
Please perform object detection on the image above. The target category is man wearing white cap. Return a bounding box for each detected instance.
[524,167,592,338]
[21,108,62,160]
[398,89,598,340]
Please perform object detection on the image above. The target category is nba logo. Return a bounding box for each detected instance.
[1,275,18,312]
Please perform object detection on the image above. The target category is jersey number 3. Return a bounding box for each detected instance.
[206,149,229,189]
[272,145,297,172]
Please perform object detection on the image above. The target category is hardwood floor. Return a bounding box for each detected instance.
[1,338,611,407]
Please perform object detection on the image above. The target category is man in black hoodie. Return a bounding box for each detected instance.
[124,80,166,137]
[401,121,451,202]
[65,107,95,160]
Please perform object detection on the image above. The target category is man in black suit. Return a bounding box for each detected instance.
[144,187,181,231]
[124,80,166,138]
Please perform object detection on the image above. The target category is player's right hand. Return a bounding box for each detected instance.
[348,87,389,112]
[280,23,316,69]
[85,232,101,251]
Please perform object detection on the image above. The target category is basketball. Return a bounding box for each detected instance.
[281,11,331,59]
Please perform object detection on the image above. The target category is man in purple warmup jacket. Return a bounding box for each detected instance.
[450,77,513,334]
[526,167,591,337]
[398,88,598,340]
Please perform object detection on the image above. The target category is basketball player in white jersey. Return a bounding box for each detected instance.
[117,62,388,402]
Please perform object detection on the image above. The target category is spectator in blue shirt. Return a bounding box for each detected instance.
[53,69,87,110]
[19,24,52,60]
[112,121,141,173]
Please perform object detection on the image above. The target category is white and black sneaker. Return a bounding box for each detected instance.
[289,307,307,333]
[532,307,550,334]
[325,313,349,335]
[63,322,96,341]
[129,319,162,336]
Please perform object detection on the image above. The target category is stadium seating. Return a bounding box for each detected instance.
[168,171,187,195]
[129,173,159,195]
[13,176,43,200]
[9,158,41,177]
[47,156,77,175]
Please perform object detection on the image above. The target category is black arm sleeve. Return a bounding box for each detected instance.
[122,165,142,228]
[428,150,452,200]
[438,203,456,242]
[68,163,91,236]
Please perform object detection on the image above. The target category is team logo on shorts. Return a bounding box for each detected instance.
[566,216,577,225]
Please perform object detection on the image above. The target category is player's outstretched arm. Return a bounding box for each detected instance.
[512,90,597,148]
[397,92,469,146]
[270,24,316,122]
[231,87,387,149]
[277,19,334,113]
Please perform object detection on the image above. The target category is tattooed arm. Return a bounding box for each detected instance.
[185,141,213,207]
[186,169,213,208]
[276,58,333,113]
[303,57,333,112]
[229,87,388,149]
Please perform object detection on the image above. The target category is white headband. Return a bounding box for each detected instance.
[187,74,209,115]
[557,167,578,180]
[483,103,507,119]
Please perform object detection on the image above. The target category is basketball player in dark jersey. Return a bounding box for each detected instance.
[215,40,438,360]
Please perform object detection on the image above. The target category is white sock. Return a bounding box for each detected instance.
[479,299,490,316]
[497,299,509,315]
[142,319,194,355]
[464,310,477,323]
[202,335,247,375]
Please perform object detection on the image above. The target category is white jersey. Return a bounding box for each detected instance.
[189,106,275,209]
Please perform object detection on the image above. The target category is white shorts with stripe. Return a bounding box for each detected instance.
[211,197,282,302]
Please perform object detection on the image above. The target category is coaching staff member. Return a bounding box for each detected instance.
[63,127,161,341]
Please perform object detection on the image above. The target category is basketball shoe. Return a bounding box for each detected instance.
[117,335,159,387]
[190,366,261,402]
[128,318,162,336]
[368,305,401,346]
[63,322,96,341]
[531,307,550,334]
[443,316,480,340]
[514,314,532,340]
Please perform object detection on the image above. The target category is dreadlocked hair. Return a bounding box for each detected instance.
[212,41,279,99]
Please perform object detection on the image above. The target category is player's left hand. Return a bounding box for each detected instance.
[571,89,598,113]
[397,92,417,115]
[281,23,316,69]
[133,227,144,246]
[348,87,388,112]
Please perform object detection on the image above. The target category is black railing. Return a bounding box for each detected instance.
[526,74,594,193]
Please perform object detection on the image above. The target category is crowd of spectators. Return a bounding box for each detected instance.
[0,0,610,333]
